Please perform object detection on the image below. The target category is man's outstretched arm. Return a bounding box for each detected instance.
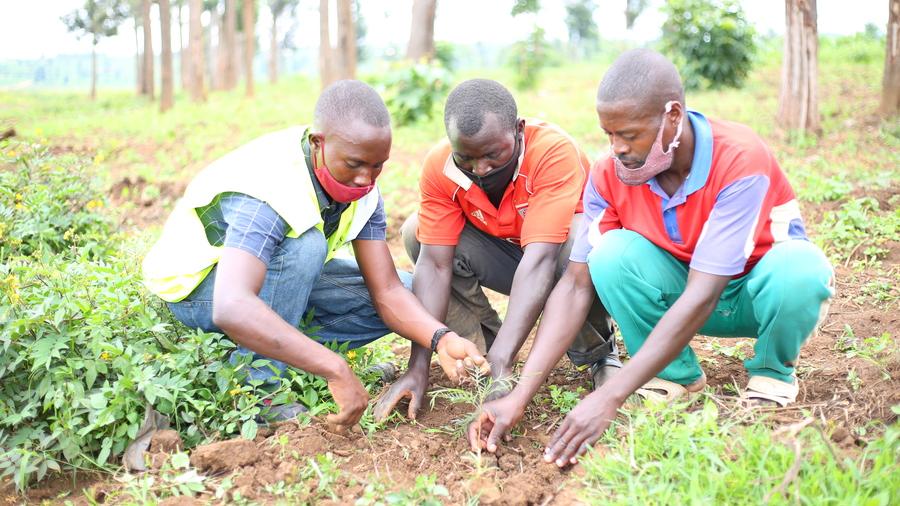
[468,260,596,451]
[542,269,730,466]
[212,247,368,427]
[353,239,488,383]
[485,241,561,377]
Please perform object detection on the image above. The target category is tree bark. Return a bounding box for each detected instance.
[142,0,155,99]
[269,8,278,83]
[160,0,174,111]
[188,0,206,102]
[319,0,334,88]
[222,0,238,89]
[91,41,98,101]
[881,0,900,117]
[134,15,144,95]
[243,0,255,97]
[777,0,820,135]
[335,0,356,79]
[406,0,437,61]
[178,1,188,90]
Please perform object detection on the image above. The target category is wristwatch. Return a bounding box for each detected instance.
[430,327,452,353]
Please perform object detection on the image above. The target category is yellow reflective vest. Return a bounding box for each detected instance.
[142,126,381,302]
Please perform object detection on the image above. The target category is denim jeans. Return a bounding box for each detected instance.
[168,227,412,385]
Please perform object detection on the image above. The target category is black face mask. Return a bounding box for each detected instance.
[456,132,522,208]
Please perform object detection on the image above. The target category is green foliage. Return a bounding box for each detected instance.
[661,0,756,90]
[0,143,114,259]
[820,31,886,66]
[834,326,896,379]
[356,474,449,506]
[509,27,551,91]
[579,400,900,504]
[433,41,457,72]
[61,0,128,45]
[511,0,540,16]
[428,369,517,438]
[564,0,598,46]
[547,385,584,415]
[380,62,452,127]
[0,146,382,491]
[815,197,900,267]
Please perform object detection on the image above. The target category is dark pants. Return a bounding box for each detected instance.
[401,212,616,367]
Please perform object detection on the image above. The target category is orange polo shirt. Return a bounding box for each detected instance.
[417,119,589,247]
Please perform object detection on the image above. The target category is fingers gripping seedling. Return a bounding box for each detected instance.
[427,367,519,438]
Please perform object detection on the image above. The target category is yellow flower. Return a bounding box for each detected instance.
[6,150,16,157]
[63,228,74,241]
[99,351,111,361]
[229,388,242,396]
[346,350,357,360]
[14,193,22,202]
[14,202,27,211]
[34,128,43,136]
[3,274,20,304]
[85,199,104,211]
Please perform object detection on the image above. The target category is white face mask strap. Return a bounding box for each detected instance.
[664,101,684,152]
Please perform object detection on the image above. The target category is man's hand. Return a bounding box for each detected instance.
[467,394,526,453]
[373,366,429,422]
[325,366,369,428]
[543,390,620,467]
[436,333,490,382]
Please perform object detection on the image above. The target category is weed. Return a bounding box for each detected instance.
[547,385,584,415]
[834,326,895,379]
[355,474,449,506]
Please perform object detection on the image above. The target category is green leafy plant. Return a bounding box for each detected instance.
[815,197,900,267]
[0,142,114,259]
[380,62,452,127]
[661,0,756,90]
[547,385,584,415]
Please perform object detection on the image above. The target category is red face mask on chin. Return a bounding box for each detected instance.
[313,139,376,203]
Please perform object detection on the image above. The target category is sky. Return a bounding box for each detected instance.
[0,0,890,60]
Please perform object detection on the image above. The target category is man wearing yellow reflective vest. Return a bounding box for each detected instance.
[143,81,487,428]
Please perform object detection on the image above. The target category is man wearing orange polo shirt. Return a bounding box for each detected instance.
[374,79,621,421]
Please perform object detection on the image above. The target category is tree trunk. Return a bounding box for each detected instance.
[91,42,98,101]
[319,0,334,88]
[406,0,437,61]
[188,0,206,102]
[142,0,155,99]
[269,10,278,83]
[223,0,237,90]
[335,0,356,79]
[135,16,144,95]
[160,0,174,111]
[179,1,188,90]
[212,5,224,89]
[881,0,900,117]
[244,0,255,97]
[777,0,820,135]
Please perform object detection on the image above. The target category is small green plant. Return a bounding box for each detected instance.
[356,474,449,506]
[427,369,518,437]
[509,27,551,91]
[834,326,895,379]
[815,197,900,267]
[707,340,753,361]
[661,0,756,90]
[547,385,584,415]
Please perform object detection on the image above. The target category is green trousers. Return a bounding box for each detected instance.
[588,229,833,385]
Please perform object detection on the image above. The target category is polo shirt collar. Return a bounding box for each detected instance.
[647,110,713,206]
[442,134,528,190]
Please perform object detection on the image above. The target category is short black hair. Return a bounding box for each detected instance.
[444,79,518,137]
[314,80,391,130]
[597,49,685,116]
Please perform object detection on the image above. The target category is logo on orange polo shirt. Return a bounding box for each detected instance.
[471,209,486,224]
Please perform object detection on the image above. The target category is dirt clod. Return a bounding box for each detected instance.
[189,439,259,473]
[150,429,183,454]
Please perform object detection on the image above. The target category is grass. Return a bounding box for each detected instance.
[578,399,900,505]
